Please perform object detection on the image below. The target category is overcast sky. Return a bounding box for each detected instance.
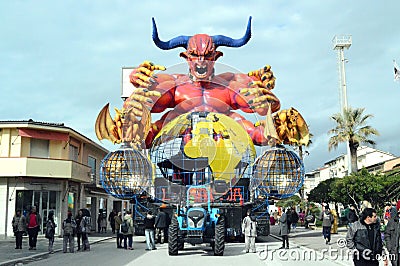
[1,1,399,172]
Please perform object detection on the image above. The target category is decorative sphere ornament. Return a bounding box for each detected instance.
[100,143,152,199]
[253,146,304,199]
[150,112,256,202]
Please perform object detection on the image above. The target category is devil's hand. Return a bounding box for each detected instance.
[239,65,280,112]
[129,60,166,88]
[248,65,276,90]
[127,61,166,117]
[125,88,160,118]
[240,87,280,111]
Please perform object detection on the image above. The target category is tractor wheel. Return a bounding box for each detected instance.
[178,242,184,250]
[214,215,225,256]
[168,215,179,256]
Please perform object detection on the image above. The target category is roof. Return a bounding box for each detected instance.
[0,119,108,153]
[357,145,396,158]
[0,119,65,128]
[324,154,346,165]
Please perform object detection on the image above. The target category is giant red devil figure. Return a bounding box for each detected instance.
[126,17,279,147]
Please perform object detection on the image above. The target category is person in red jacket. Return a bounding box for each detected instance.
[26,206,41,250]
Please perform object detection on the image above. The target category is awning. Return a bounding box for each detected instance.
[18,128,69,142]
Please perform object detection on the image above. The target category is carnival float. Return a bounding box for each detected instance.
[94,16,310,253]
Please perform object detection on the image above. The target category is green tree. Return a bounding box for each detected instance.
[330,169,381,209]
[375,172,400,207]
[330,169,400,212]
[307,178,337,203]
[328,107,379,173]
[308,170,399,214]
[307,202,321,218]
[276,195,301,208]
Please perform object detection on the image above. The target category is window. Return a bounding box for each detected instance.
[30,139,49,158]
[88,156,97,183]
[69,144,79,161]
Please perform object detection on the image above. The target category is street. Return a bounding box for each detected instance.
[21,231,350,266]
[2,225,390,266]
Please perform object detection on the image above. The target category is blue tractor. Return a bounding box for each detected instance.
[168,185,225,256]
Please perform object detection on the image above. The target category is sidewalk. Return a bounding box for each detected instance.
[269,223,348,241]
[0,232,114,266]
[268,225,351,265]
[268,225,385,266]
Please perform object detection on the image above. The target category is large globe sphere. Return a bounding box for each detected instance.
[253,146,304,199]
[100,144,152,199]
[150,112,256,203]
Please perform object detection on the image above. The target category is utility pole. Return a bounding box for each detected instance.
[333,35,352,174]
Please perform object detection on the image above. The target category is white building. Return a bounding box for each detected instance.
[303,146,398,198]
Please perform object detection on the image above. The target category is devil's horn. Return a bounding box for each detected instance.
[212,16,252,48]
[152,17,190,50]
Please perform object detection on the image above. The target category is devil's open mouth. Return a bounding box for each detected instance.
[195,65,208,78]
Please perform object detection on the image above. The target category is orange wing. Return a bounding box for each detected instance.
[95,103,121,143]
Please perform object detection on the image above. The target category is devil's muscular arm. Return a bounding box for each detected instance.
[148,73,177,113]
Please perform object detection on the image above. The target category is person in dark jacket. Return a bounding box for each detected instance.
[347,205,359,226]
[390,201,399,220]
[144,211,156,251]
[155,207,170,244]
[278,209,290,249]
[290,208,299,232]
[319,205,334,245]
[286,208,292,233]
[346,208,387,266]
[108,209,116,234]
[122,210,134,250]
[97,213,102,233]
[12,210,27,249]
[80,209,91,251]
[46,211,57,254]
[75,210,83,251]
[114,211,123,248]
[62,211,76,253]
[26,206,41,250]
[384,210,400,266]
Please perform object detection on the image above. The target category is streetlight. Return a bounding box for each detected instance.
[333,35,352,174]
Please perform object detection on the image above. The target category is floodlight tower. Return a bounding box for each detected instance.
[333,35,352,113]
[333,35,352,173]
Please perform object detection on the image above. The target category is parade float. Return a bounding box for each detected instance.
[95,16,310,255]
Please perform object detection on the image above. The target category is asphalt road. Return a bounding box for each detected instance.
[23,234,349,266]
[5,226,387,266]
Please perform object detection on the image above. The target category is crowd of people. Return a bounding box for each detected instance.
[12,207,92,254]
[10,201,400,266]
[265,200,400,266]
[344,202,400,266]
[113,207,171,251]
[11,206,171,254]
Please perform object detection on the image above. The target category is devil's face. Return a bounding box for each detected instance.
[152,17,252,81]
[180,34,223,81]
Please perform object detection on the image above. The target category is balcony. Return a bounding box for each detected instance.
[0,157,91,183]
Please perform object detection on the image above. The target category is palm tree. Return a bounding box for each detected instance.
[328,107,379,174]
[297,135,312,162]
